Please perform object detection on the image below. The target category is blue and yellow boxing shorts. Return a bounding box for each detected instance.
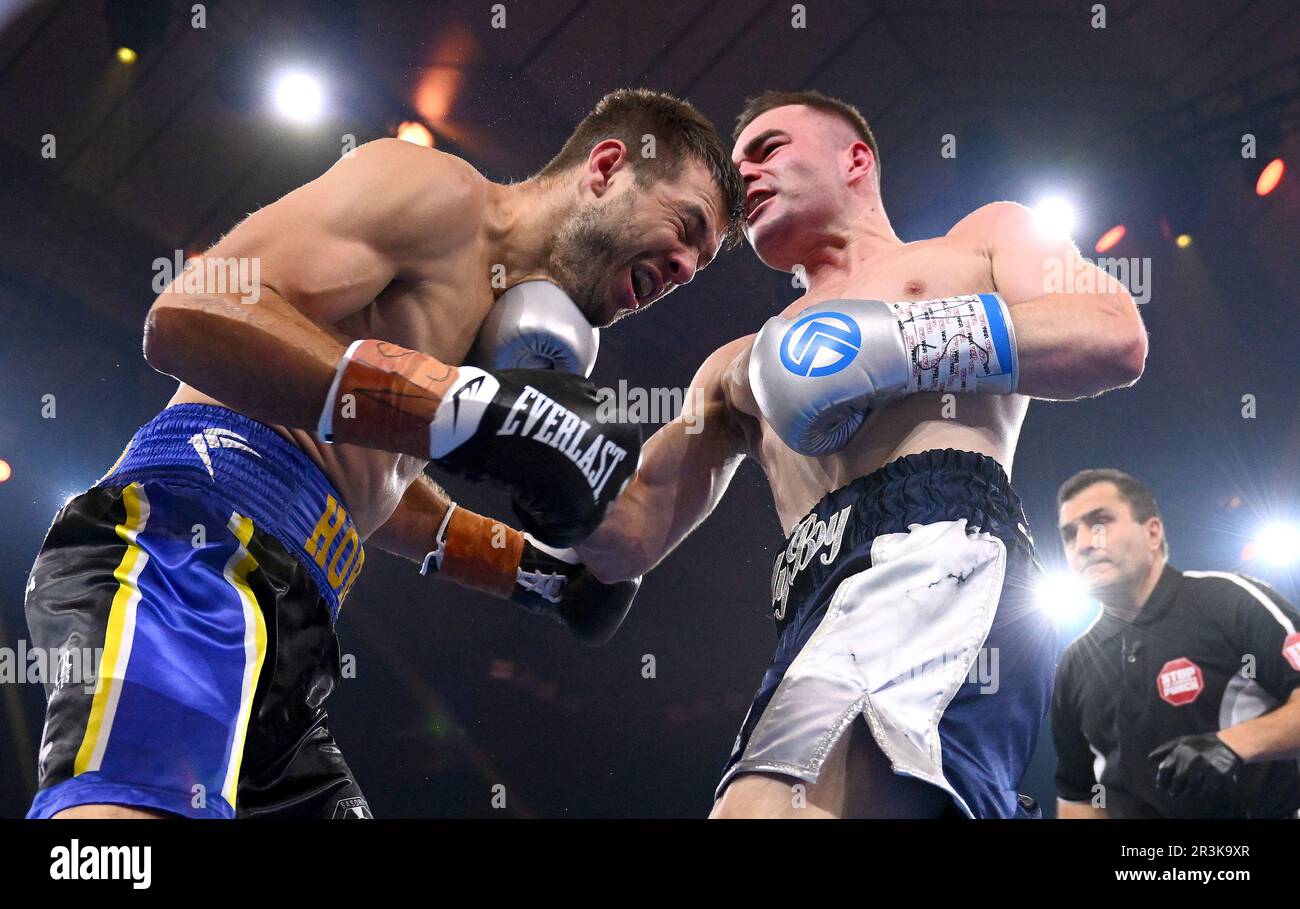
[25,404,371,818]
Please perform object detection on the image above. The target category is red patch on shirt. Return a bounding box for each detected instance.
[1282,632,1300,672]
[1157,657,1204,706]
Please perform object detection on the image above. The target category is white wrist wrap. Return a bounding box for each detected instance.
[893,293,1018,395]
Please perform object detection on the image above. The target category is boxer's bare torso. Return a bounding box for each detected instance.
[167,151,498,539]
[719,206,1027,534]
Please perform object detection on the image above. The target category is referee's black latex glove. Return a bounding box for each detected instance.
[1149,733,1242,800]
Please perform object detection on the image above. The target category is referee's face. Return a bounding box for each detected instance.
[1059,482,1161,598]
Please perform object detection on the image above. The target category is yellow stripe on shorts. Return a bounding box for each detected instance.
[219,511,268,810]
[74,482,150,776]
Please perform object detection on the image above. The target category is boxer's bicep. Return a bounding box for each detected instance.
[986,201,1138,321]
[143,141,480,430]
[982,201,1083,306]
[980,202,1145,397]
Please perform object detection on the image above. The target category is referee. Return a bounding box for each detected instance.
[1051,469,1300,818]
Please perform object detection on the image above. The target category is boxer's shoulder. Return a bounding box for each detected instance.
[341,140,488,242]
[949,200,1032,233]
[947,201,1037,250]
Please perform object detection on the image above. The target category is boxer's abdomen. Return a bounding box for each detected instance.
[760,391,1029,534]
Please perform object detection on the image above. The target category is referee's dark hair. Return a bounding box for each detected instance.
[1058,468,1168,555]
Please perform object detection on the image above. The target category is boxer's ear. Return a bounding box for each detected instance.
[583,139,630,197]
[844,140,876,189]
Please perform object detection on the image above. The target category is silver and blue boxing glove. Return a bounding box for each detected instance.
[748,294,1019,456]
[472,280,599,376]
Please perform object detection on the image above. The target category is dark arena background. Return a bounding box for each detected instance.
[0,0,1297,829]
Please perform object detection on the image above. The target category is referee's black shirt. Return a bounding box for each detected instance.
[1052,564,1300,818]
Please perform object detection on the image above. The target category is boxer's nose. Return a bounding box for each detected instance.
[664,250,696,287]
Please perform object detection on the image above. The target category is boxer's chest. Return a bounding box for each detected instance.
[338,246,497,367]
[784,238,995,315]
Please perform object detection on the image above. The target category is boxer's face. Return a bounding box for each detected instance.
[732,105,858,271]
[1059,482,1163,599]
[551,157,724,328]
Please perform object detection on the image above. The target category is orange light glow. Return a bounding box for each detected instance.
[396,121,434,147]
[1255,158,1285,196]
[1094,224,1126,254]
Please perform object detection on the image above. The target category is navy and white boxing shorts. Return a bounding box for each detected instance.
[718,449,1057,818]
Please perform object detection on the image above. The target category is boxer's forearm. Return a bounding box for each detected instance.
[1009,291,1146,399]
[367,473,451,564]
[578,344,749,582]
[145,284,345,430]
[1057,800,1109,819]
[577,415,744,583]
[1217,690,1300,763]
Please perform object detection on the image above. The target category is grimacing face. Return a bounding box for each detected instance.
[550,155,724,328]
[731,104,864,271]
[1058,481,1163,599]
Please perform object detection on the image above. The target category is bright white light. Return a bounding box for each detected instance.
[273,72,325,124]
[1036,571,1096,624]
[1250,522,1300,567]
[1032,197,1077,238]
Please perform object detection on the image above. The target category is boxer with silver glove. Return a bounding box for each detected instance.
[572,90,1147,819]
[749,294,1018,455]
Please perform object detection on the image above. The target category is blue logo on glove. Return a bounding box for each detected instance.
[778,312,861,377]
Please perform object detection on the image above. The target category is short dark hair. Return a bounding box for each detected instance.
[539,88,745,247]
[733,90,881,184]
[1058,468,1167,554]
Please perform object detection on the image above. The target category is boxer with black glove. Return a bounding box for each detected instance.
[419,501,638,645]
[318,337,639,546]
[387,281,641,642]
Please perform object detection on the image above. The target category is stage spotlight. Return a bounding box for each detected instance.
[396,121,435,148]
[273,72,325,124]
[1175,233,1193,248]
[1036,571,1096,625]
[1256,158,1285,196]
[116,47,137,65]
[1033,197,1076,237]
[0,459,11,483]
[1094,224,1126,254]
[1248,522,1300,568]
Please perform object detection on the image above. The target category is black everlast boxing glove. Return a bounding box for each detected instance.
[320,340,641,547]
[510,536,639,645]
[421,503,639,645]
[433,368,640,546]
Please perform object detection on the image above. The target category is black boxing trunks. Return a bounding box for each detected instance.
[718,449,1058,818]
[26,404,371,818]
